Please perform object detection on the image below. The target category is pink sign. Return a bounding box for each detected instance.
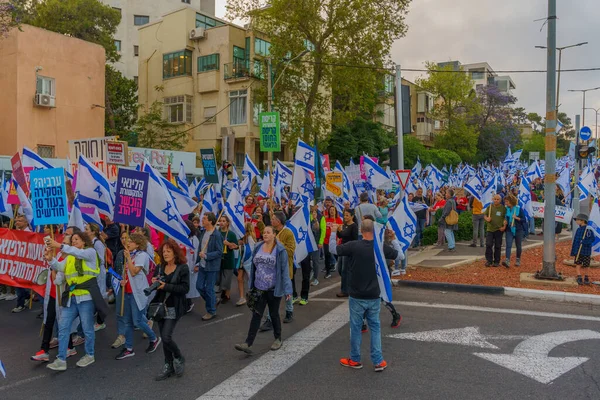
[359,156,379,180]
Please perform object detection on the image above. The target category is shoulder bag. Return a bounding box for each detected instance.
[147,265,180,321]
[444,200,459,226]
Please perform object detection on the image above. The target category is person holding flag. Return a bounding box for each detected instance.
[502,195,526,268]
[571,213,595,285]
[483,195,507,267]
[217,215,239,305]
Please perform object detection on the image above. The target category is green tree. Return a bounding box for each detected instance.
[428,149,462,167]
[433,119,478,162]
[0,1,25,37]
[105,65,138,141]
[24,0,121,62]
[522,133,546,161]
[403,135,429,168]
[227,0,411,146]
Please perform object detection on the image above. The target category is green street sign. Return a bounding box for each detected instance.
[259,111,280,152]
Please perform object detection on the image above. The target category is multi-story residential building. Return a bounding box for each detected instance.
[437,61,516,94]
[138,7,302,167]
[0,25,105,158]
[102,0,215,81]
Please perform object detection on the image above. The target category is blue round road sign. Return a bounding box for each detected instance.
[580,126,592,141]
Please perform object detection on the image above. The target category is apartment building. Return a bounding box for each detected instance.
[437,61,516,95]
[138,7,302,166]
[0,25,105,158]
[102,0,215,81]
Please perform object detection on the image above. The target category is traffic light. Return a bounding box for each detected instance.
[381,147,399,170]
[576,145,596,160]
[222,160,233,179]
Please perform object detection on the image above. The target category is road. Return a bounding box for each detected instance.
[2,277,600,400]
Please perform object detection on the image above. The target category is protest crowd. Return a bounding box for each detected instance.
[0,141,598,379]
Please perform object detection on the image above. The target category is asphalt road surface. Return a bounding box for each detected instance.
[2,276,600,400]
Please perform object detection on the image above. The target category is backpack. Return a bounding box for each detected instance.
[444,200,459,226]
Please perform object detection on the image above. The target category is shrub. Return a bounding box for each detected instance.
[421,210,474,245]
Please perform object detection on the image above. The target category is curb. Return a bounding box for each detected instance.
[394,279,600,305]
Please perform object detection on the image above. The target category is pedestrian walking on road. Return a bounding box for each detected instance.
[195,212,223,321]
[484,195,507,267]
[571,213,594,285]
[235,226,292,355]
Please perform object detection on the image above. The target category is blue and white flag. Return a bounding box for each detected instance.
[569,142,576,160]
[373,221,393,303]
[23,146,74,180]
[143,163,193,249]
[556,119,564,134]
[76,155,115,218]
[161,176,196,216]
[0,359,6,378]
[464,175,485,202]
[0,175,11,218]
[518,177,534,221]
[387,194,418,254]
[195,178,209,199]
[13,179,34,227]
[481,180,495,209]
[409,202,429,214]
[286,201,317,265]
[274,160,293,186]
[587,201,600,255]
[363,154,389,189]
[294,139,316,173]
[176,162,189,194]
[200,185,219,221]
[242,153,260,182]
[223,187,245,239]
[556,166,571,198]
[108,268,123,296]
[335,161,351,203]
[68,196,85,231]
[258,167,272,198]
[411,157,422,177]
[578,167,597,201]
[526,161,543,181]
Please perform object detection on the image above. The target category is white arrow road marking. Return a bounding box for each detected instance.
[474,329,600,384]
[388,327,500,349]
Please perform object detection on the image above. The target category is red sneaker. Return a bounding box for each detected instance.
[340,358,363,369]
[31,350,50,362]
[374,360,387,372]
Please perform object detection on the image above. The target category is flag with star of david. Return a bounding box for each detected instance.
[23,146,74,180]
[518,177,533,222]
[177,162,189,194]
[362,154,389,190]
[464,175,484,202]
[293,139,316,173]
[242,153,260,183]
[578,166,597,201]
[286,201,317,266]
[223,186,245,239]
[587,201,600,255]
[373,221,393,303]
[76,155,115,218]
[387,193,418,254]
[290,164,314,203]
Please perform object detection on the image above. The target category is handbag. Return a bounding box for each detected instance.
[147,265,179,321]
[444,200,459,225]
[246,287,263,312]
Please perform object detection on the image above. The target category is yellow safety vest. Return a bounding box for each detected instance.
[64,254,99,298]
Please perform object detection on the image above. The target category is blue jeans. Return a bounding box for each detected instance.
[349,297,383,364]
[197,269,218,315]
[413,218,426,247]
[505,229,523,261]
[58,299,95,360]
[444,228,455,249]
[115,292,126,336]
[16,287,29,308]
[124,293,156,349]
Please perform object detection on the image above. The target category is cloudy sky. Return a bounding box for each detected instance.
[215,0,600,131]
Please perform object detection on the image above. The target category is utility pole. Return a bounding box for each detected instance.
[267,59,273,175]
[585,108,599,140]
[568,87,600,131]
[394,64,404,169]
[573,115,581,235]
[538,0,559,280]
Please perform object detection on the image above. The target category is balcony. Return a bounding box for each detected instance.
[224,60,265,81]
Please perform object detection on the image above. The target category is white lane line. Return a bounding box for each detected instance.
[196,302,348,400]
[190,313,244,329]
[0,374,46,392]
[392,301,600,322]
[308,282,339,297]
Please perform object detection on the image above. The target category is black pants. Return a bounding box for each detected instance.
[324,244,334,274]
[158,318,182,364]
[245,290,281,346]
[485,230,504,264]
[41,297,73,352]
[299,256,313,300]
[291,268,298,298]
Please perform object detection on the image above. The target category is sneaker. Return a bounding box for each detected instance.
[299,299,308,306]
[234,342,253,355]
[155,363,174,381]
[391,313,402,329]
[271,338,282,351]
[67,348,77,358]
[501,261,510,269]
[49,337,59,349]
[400,270,407,275]
[292,297,300,305]
[361,324,368,333]
[391,270,401,277]
[31,350,50,362]
[336,292,349,298]
[111,335,125,349]
[115,348,135,360]
[76,354,95,368]
[515,258,521,267]
[480,244,485,248]
[173,356,185,377]
[374,360,388,372]
[324,274,332,279]
[485,262,492,267]
[0,293,7,300]
[94,323,106,332]
[340,358,363,369]
[577,275,583,285]
[4,293,17,301]
[283,311,293,323]
[202,313,216,321]
[72,335,85,347]
[108,293,115,304]
[469,243,477,248]
[448,248,456,252]
[584,275,591,285]
[311,279,319,286]
[11,305,26,313]
[236,298,247,306]
[259,319,273,332]
[492,263,499,268]
[145,337,162,354]
[187,303,195,313]
[47,358,67,371]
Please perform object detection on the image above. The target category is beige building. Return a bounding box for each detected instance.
[103,0,215,81]
[0,25,106,158]
[138,7,296,167]
[438,61,516,95]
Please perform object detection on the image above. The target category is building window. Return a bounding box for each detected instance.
[134,15,150,26]
[253,59,264,79]
[182,0,190,3]
[36,76,55,96]
[254,38,270,56]
[384,74,394,94]
[134,45,139,56]
[229,89,247,125]
[235,153,244,168]
[37,145,55,158]
[471,70,484,80]
[198,53,220,72]
[163,50,193,79]
[114,40,121,52]
[195,13,224,29]
[233,45,246,64]
[203,106,217,123]
[164,95,192,124]
[133,76,138,87]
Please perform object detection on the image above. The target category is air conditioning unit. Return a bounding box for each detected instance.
[189,27,205,40]
[35,93,55,108]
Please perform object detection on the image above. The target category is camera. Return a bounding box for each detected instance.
[144,277,164,296]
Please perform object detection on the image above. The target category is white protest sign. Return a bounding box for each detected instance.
[531,201,574,223]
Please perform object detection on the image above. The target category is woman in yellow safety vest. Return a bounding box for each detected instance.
[44,231,102,372]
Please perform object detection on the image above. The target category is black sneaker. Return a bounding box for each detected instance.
[283,311,293,323]
[146,337,162,354]
[115,348,135,360]
[577,275,583,285]
[259,319,273,332]
[492,263,499,267]
[501,261,510,268]
[391,313,402,329]
[173,356,185,377]
[469,243,477,248]
[485,261,492,267]
[584,275,591,285]
[155,363,174,381]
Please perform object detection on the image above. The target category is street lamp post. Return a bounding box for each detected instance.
[568,87,600,129]
[584,107,599,140]
[535,42,587,112]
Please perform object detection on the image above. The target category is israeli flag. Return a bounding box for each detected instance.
[199,185,219,221]
[373,222,393,303]
[464,175,485,202]
[334,161,351,203]
[223,187,245,239]
[556,119,564,134]
[411,157,422,177]
[556,166,571,197]
[481,180,495,209]
[258,167,272,198]
[387,194,418,254]
[587,202,600,255]
[294,139,316,173]
[108,268,123,296]
[76,155,115,218]
[176,162,189,194]
[511,149,523,161]
[189,178,198,199]
[195,178,209,199]
[286,201,317,265]
[0,175,11,218]
[0,359,6,378]
[161,175,196,216]
[13,179,34,227]
[363,155,389,189]
[526,161,543,181]
[23,146,74,180]
[274,160,293,186]
[143,163,193,249]
[578,167,597,201]
[409,202,429,213]
[242,153,260,182]
[68,196,85,231]
[518,177,534,221]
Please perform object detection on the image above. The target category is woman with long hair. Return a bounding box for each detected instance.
[236,222,256,306]
[218,215,239,304]
[250,205,266,240]
[151,239,190,380]
[322,206,343,279]
[234,226,292,354]
[85,223,108,331]
[335,208,358,297]
[502,194,526,268]
[115,233,161,360]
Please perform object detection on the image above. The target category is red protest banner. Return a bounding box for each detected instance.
[0,228,54,296]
